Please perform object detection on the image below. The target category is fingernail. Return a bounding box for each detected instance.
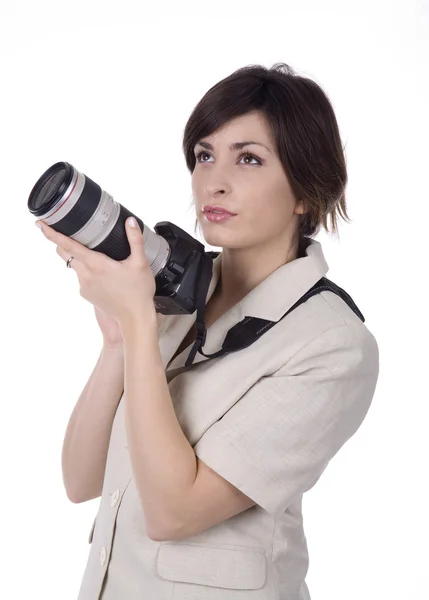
[35,221,43,229]
[128,217,137,228]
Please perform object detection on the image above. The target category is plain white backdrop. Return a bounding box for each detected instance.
[1,1,428,598]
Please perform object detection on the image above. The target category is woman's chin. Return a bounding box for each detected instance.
[202,229,231,248]
[199,221,246,250]
[204,236,246,251]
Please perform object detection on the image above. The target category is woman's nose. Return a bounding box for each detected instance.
[204,178,232,197]
[204,185,227,196]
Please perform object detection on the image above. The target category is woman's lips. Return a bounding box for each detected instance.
[203,206,237,222]
[204,211,236,222]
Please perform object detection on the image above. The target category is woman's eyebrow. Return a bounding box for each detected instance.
[195,140,272,154]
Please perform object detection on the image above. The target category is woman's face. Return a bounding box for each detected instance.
[191,111,305,250]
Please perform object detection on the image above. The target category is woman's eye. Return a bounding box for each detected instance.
[240,153,261,165]
[196,151,212,162]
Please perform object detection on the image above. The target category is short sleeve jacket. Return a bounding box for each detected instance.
[77,236,379,600]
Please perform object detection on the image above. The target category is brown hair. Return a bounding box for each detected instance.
[182,62,351,245]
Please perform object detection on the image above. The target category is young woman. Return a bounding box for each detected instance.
[57,62,379,599]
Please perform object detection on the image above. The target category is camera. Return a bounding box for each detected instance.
[27,162,213,314]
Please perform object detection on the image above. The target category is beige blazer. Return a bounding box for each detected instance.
[77,237,379,600]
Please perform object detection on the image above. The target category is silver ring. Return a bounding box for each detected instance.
[66,256,75,268]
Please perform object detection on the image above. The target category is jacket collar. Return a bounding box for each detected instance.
[208,236,329,322]
[160,237,329,370]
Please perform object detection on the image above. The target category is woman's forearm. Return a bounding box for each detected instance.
[119,307,198,539]
[61,344,125,503]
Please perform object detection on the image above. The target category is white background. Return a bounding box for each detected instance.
[1,1,428,598]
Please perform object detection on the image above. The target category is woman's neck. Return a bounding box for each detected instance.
[215,237,300,308]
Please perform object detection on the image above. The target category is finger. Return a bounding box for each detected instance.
[36,221,101,269]
[56,246,89,275]
[125,217,147,264]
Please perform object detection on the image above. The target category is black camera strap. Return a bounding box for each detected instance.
[184,251,365,367]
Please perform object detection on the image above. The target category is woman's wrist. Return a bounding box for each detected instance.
[102,340,124,353]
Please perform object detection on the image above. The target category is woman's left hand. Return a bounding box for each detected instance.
[36,217,157,324]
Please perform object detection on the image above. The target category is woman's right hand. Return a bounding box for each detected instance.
[94,306,123,347]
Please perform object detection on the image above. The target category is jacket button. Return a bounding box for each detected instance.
[100,546,107,566]
[110,488,121,507]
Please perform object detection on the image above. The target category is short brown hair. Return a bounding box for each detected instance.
[182,62,351,243]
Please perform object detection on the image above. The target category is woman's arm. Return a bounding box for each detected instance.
[119,306,199,540]
[61,344,125,503]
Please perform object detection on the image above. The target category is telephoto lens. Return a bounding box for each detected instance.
[27,161,170,273]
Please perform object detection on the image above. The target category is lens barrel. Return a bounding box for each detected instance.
[28,161,170,269]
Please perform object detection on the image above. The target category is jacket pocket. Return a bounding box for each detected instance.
[156,542,267,590]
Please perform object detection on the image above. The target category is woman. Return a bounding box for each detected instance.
[51,63,379,599]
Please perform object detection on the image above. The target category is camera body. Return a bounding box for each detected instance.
[152,221,211,315]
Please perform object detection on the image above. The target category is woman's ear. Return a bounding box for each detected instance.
[294,199,307,215]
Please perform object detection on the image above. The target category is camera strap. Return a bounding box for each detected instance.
[184,251,365,367]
